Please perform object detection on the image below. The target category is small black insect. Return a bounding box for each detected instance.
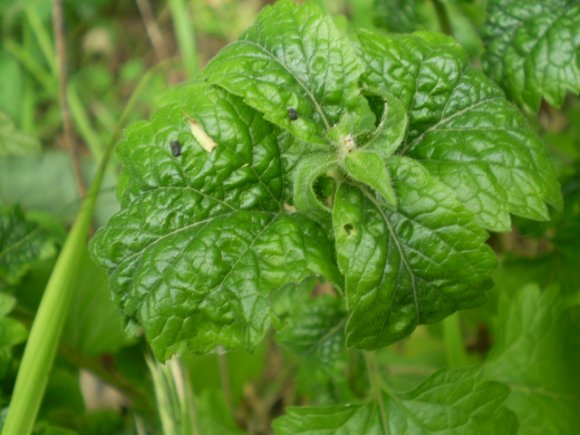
[288,107,298,121]
[170,140,182,157]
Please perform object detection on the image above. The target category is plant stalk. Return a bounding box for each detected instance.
[431,0,453,36]
[443,313,468,368]
[1,148,111,435]
[364,352,390,435]
[168,0,199,77]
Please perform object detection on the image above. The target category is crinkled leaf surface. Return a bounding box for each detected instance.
[90,82,339,360]
[204,0,370,144]
[333,158,495,348]
[274,367,517,434]
[0,205,59,287]
[92,0,563,358]
[483,0,580,112]
[483,285,580,434]
[358,30,561,231]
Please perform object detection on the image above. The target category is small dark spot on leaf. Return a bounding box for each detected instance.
[288,107,298,121]
[343,223,354,235]
[170,140,182,157]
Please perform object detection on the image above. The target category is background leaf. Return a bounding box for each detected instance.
[0,293,27,379]
[0,112,40,157]
[482,0,580,112]
[274,368,517,434]
[483,285,580,434]
[0,205,60,288]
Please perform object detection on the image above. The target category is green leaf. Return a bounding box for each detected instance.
[277,292,346,371]
[373,0,428,33]
[274,368,517,434]
[483,285,580,434]
[204,0,369,144]
[0,293,27,378]
[193,390,244,435]
[358,30,561,231]
[362,93,408,159]
[333,157,495,348]
[0,205,60,288]
[293,153,338,222]
[482,0,580,112]
[64,248,130,357]
[0,112,40,157]
[90,82,340,360]
[344,149,397,207]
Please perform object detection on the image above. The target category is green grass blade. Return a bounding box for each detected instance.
[168,0,199,76]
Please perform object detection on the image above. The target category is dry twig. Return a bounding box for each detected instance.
[53,0,86,196]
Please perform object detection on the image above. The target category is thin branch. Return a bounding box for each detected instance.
[136,0,170,63]
[53,0,86,197]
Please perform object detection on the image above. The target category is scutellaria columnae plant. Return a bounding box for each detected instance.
[90,0,562,431]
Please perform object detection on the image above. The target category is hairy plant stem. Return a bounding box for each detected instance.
[146,355,200,435]
[364,352,390,435]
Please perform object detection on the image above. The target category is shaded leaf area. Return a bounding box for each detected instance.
[483,285,580,434]
[483,0,580,112]
[275,282,347,372]
[493,171,580,297]
[374,0,428,33]
[274,368,517,434]
[0,293,27,379]
[64,248,130,357]
[90,81,339,360]
[358,30,561,231]
[333,158,495,348]
[31,412,125,435]
[193,390,245,435]
[204,0,372,145]
[0,205,61,288]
